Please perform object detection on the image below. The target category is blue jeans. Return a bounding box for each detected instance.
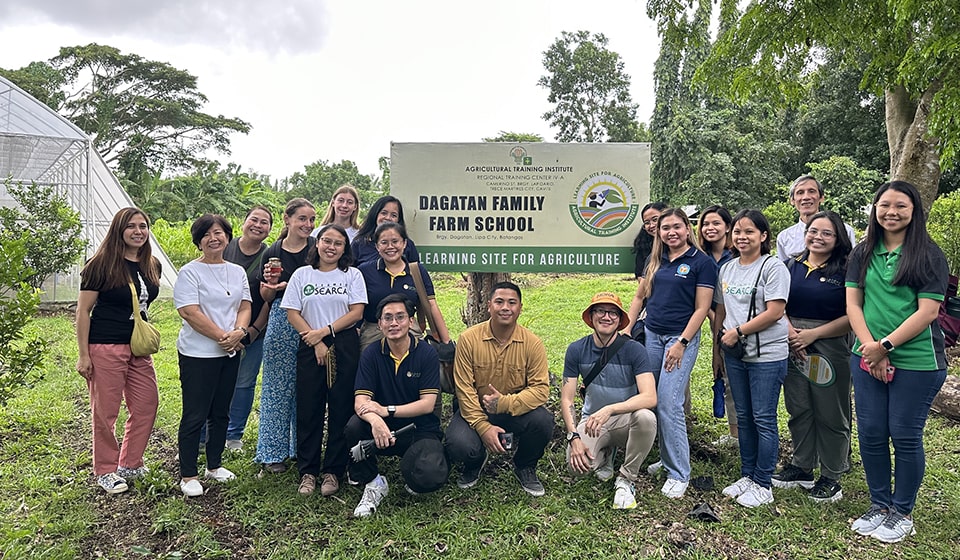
[851,356,946,515]
[645,328,700,482]
[724,356,786,488]
[227,336,264,440]
[199,336,264,444]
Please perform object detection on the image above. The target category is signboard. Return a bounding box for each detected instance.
[391,142,650,272]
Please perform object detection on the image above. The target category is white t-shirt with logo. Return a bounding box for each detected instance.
[280,266,367,328]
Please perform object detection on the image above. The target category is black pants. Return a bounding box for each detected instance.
[343,414,442,485]
[177,353,240,478]
[296,327,360,477]
[444,406,554,471]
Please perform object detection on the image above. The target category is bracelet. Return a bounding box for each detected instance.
[736,325,744,337]
[237,326,249,336]
[328,324,336,338]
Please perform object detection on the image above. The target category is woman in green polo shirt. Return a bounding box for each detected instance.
[845,181,949,544]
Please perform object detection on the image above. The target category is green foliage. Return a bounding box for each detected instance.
[0,238,44,406]
[763,200,797,249]
[1,43,250,177]
[123,161,281,223]
[538,31,642,142]
[482,131,545,143]
[928,190,960,276]
[150,219,198,268]
[283,159,378,213]
[805,156,883,229]
[0,181,86,289]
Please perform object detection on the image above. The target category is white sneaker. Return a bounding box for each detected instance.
[204,467,236,482]
[646,460,663,476]
[180,478,204,497]
[722,476,754,498]
[354,475,389,518]
[225,439,243,451]
[612,476,637,509]
[661,478,689,499]
[595,448,617,482]
[736,481,774,508]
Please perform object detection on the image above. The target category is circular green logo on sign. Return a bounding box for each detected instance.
[569,172,638,237]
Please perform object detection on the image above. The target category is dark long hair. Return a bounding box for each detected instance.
[697,205,733,255]
[80,207,160,290]
[731,209,773,256]
[855,180,934,289]
[632,201,668,255]
[308,224,353,271]
[357,196,406,241]
[796,211,851,278]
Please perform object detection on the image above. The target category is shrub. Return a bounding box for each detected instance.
[928,190,960,276]
[0,237,45,405]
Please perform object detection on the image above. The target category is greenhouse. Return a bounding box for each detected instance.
[0,75,177,300]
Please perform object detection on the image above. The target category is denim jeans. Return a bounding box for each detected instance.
[724,356,786,488]
[226,336,264,440]
[199,337,264,444]
[645,328,701,482]
[851,356,946,515]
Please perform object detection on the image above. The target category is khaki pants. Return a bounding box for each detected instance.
[567,409,657,482]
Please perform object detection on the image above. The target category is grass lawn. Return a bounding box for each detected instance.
[1,273,958,559]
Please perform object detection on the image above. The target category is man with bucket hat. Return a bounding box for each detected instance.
[345,294,448,517]
[560,292,658,509]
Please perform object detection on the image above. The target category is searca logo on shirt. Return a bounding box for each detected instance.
[675,263,691,278]
[302,283,348,296]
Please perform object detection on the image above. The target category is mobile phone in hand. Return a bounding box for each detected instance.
[499,432,514,450]
[860,356,895,381]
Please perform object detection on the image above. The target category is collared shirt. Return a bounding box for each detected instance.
[453,320,550,436]
[351,236,421,268]
[776,219,857,262]
[845,241,948,370]
[785,257,845,321]
[643,246,717,335]
[355,333,441,433]
[357,258,434,324]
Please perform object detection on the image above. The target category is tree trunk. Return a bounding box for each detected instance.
[885,83,943,211]
[461,272,512,327]
[931,374,960,421]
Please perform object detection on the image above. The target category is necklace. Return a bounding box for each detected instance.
[202,261,231,296]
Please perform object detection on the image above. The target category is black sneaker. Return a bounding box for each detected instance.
[514,466,545,497]
[456,449,488,489]
[808,476,842,503]
[771,464,814,489]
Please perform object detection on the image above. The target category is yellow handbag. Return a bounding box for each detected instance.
[128,282,161,357]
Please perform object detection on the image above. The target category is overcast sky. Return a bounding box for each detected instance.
[0,0,659,180]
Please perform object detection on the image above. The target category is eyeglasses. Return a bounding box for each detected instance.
[377,238,404,248]
[380,313,409,324]
[319,237,346,248]
[643,217,660,227]
[592,308,620,318]
[805,228,835,240]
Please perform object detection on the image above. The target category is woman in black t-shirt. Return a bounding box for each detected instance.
[76,207,162,494]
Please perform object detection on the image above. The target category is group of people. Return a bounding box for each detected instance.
[75,177,949,542]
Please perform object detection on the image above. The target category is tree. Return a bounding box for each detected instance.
[696,0,960,208]
[928,191,960,276]
[805,156,883,230]
[0,181,86,289]
[0,237,45,406]
[284,159,376,208]
[0,44,250,178]
[538,31,642,142]
[481,132,545,143]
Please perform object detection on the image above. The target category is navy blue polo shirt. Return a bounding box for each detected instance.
[352,236,421,268]
[357,259,435,324]
[355,334,441,433]
[644,246,718,335]
[785,258,845,321]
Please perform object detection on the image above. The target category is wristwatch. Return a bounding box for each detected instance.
[566,431,581,442]
[880,338,895,352]
[387,405,397,417]
[678,336,690,347]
